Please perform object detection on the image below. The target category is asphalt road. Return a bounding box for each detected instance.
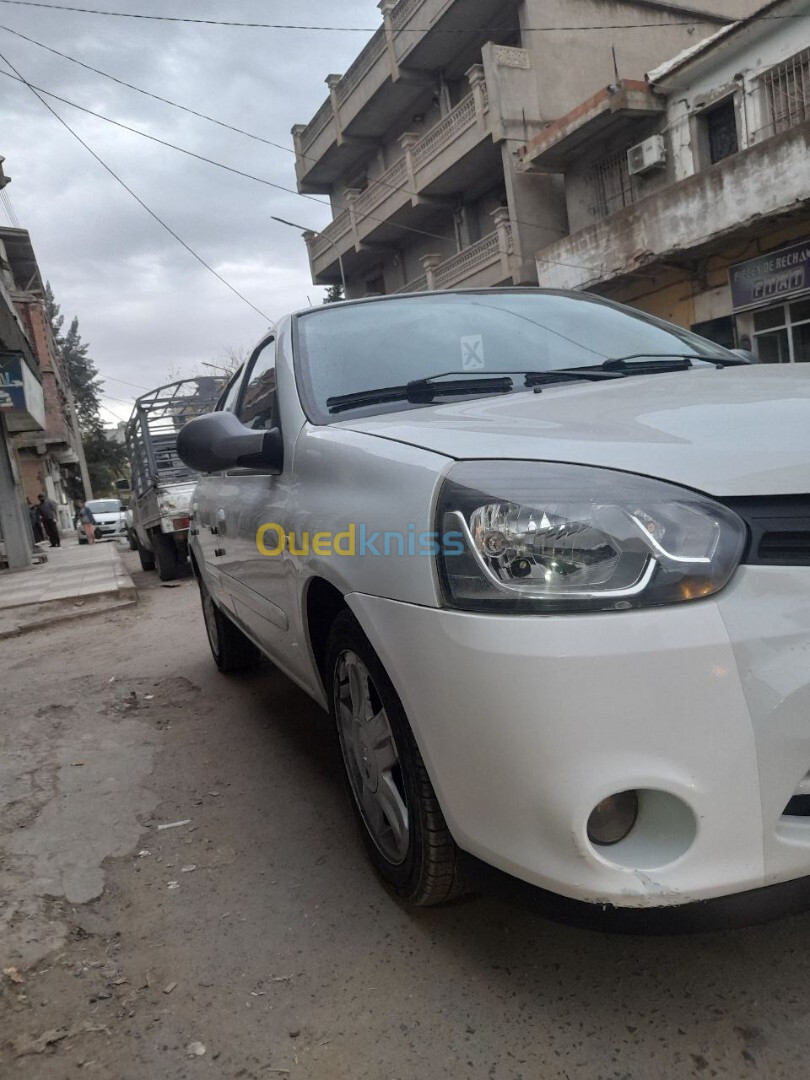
[2,548,810,1079]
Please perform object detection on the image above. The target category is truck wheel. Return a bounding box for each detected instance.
[137,541,156,572]
[199,577,259,673]
[152,531,179,582]
[326,610,466,906]
[127,529,138,551]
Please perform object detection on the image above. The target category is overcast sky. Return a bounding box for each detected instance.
[1,0,380,424]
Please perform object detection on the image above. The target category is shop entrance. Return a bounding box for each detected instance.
[753,298,810,363]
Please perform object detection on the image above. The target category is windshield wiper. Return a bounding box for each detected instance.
[524,368,626,390]
[327,375,513,415]
[603,353,746,369]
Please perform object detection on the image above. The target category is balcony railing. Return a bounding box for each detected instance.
[353,157,408,221]
[412,93,478,169]
[397,223,512,292]
[391,0,424,30]
[298,0,432,158]
[308,84,489,272]
[337,27,387,106]
[395,273,428,293]
[434,231,503,288]
[309,209,352,260]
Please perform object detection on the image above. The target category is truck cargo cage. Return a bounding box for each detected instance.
[125,377,224,497]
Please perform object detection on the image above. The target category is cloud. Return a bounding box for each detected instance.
[0,0,378,418]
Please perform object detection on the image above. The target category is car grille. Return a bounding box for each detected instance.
[719,496,810,566]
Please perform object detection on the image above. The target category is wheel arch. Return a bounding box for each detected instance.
[304,576,349,693]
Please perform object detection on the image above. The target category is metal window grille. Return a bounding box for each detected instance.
[761,48,810,137]
[586,150,638,220]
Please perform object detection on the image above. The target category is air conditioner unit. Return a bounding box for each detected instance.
[627,135,666,176]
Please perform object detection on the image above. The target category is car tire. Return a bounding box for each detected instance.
[152,530,180,582]
[137,540,156,572]
[326,610,465,906]
[199,576,260,673]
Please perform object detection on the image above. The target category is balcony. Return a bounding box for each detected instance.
[517,80,665,174]
[397,210,515,291]
[532,119,810,292]
[307,71,496,283]
[293,0,517,192]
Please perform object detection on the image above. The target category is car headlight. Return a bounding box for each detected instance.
[436,462,746,613]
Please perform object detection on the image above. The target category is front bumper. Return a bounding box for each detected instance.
[95,522,127,540]
[348,565,810,908]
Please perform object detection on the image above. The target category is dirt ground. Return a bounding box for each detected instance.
[3,549,810,1079]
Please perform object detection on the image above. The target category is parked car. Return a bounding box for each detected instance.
[177,289,810,912]
[77,498,127,543]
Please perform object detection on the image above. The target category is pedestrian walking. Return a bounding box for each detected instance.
[27,499,45,543]
[76,499,96,544]
[37,493,61,548]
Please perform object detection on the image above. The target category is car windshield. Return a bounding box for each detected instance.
[87,500,121,513]
[295,291,735,422]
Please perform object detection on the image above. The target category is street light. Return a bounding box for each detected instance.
[271,215,347,297]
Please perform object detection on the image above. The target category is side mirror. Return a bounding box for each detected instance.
[177,411,283,474]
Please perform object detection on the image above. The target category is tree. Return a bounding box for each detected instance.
[323,283,344,304]
[46,283,127,496]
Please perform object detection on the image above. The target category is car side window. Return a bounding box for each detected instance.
[216,366,244,413]
[237,338,277,431]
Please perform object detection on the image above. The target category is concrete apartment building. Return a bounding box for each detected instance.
[0,227,88,534]
[293,0,765,298]
[519,0,810,357]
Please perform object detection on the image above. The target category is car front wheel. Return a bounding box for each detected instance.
[326,611,465,906]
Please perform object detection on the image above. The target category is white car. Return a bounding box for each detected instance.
[81,498,127,542]
[177,290,810,912]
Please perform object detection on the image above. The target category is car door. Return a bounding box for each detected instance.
[213,336,300,672]
[192,366,244,614]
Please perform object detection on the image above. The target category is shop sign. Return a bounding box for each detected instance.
[729,239,810,312]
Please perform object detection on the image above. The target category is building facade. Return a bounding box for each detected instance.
[0,227,89,532]
[293,0,763,298]
[0,174,47,569]
[520,0,810,359]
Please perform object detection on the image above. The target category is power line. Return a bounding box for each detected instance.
[0,50,274,322]
[0,22,293,154]
[0,0,803,31]
[0,64,590,271]
[97,371,150,391]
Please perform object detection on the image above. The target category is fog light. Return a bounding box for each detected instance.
[587,790,639,846]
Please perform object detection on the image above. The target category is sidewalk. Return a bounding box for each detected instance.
[0,539,137,637]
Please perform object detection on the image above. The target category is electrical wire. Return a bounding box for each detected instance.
[0,50,275,322]
[97,371,150,391]
[0,0,803,31]
[0,64,591,271]
[0,22,294,153]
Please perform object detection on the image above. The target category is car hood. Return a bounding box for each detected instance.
[93,512,123,523]
[336,366,810,497]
